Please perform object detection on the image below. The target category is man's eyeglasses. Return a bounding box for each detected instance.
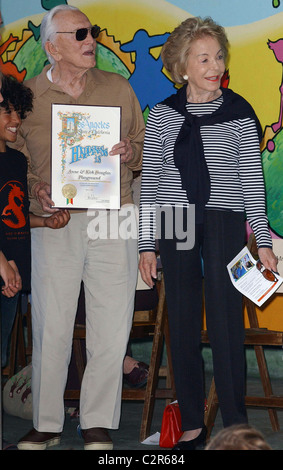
[256,260,278,283]
[55,25,100,42]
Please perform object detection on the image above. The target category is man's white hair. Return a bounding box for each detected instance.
[40,4,80,65]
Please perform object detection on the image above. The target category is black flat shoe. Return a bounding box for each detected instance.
[123,361,149,388]
[172,426,207,451]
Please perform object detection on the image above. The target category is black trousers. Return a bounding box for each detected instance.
[159,209,248,430]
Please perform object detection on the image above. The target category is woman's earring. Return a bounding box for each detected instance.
[183,74,188,80]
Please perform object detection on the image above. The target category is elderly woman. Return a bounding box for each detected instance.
[139,17,277,450]
[15,5,145,450]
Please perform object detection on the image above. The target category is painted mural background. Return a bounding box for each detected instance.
[1,0,283,238]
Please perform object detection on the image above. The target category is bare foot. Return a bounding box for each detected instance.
[179,428,202,442]
[123,355,139,374]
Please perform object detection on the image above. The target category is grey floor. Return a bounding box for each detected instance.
[2,372,283,452]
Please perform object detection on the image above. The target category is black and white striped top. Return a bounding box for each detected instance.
[138,95,272,252]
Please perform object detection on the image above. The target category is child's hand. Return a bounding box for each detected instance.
[43,210,70,229]
[1,257,22,297]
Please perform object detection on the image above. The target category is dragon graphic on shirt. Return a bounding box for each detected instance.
[1,181,27,229]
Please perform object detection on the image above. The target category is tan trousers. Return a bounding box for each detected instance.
[30,209,138,432]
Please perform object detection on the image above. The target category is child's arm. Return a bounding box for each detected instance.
[0,252,22,297]
[29,209,70,229]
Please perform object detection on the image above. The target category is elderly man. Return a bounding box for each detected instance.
[15,5,145,450]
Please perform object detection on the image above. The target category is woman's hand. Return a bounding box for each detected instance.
[139,251,157,288]
[257,247,278,272]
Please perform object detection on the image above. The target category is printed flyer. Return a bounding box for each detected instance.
[227,246,283,306]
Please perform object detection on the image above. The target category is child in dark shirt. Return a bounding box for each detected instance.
[0,74,70,367]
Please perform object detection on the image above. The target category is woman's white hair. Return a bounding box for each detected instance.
[40,4,80,64]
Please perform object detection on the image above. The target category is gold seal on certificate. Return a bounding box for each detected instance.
[51,103,121,209]
[62,184,77,199]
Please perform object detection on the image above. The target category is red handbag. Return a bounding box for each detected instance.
[159,402,182,448]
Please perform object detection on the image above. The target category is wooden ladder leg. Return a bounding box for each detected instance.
[25,301,32,362]
[163,313,176,405]
[6,309,19,378]
[139,278,166,442]
[204,377,219,439]
[253,345,280,431]
[245,296,280,431]
[73,338,85,385]
[4,296,25,378]
[16,305,27,372]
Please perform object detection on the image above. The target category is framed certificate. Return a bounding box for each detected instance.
[51,103,121,209]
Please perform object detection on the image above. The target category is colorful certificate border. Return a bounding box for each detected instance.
[51,103,121,209]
